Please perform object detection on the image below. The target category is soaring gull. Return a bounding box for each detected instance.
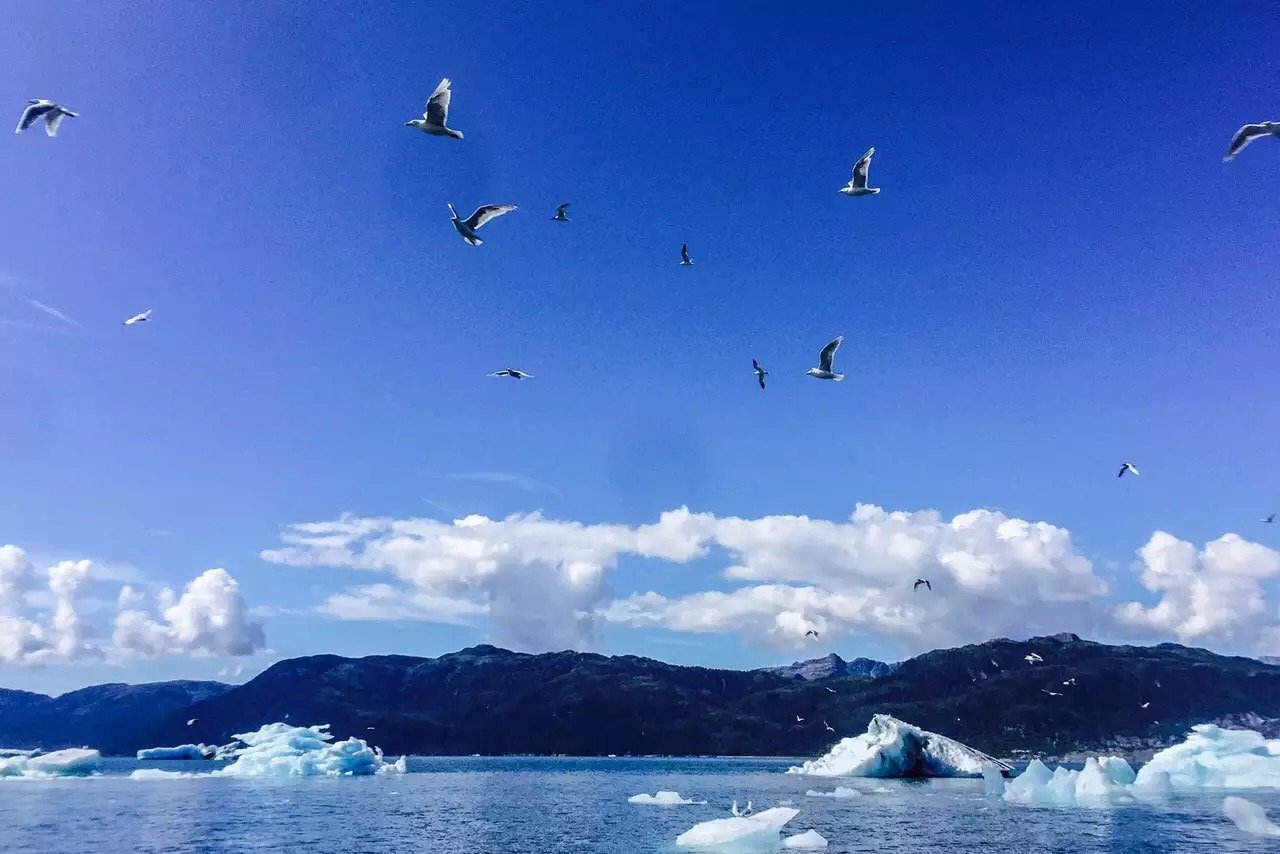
[806,336,845,381]
[795,715,805,723]
[1024,653,1044,664]
[186,718,197,726]
[913,578,931,591]
[1224,122,1280,161]
[448,203,517,246]
[1263,514,1275,524]
[489,369,533,379]
[1118,462,1139,478]
[823,721,835,733]
[123,309,152,325]
[804,629,819,638]
[15,99,77,137]
[680,243,694,266]
[552,203,570,222]
[839,147,880,196]
[406,78,463,139]
[752,359,768,390]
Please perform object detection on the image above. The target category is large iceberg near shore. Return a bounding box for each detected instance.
[675,807,799,848]
[213,723,406,777]
[0,748,101,778]
[787,714,1012,778]
[136,744,214,761]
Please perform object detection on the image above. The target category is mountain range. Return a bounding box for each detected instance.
[2,633,1278,759]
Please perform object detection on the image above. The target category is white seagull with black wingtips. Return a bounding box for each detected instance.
[1224,122,1280,161]
[839,148,880,196]
[448,203,517,246]
[406,78,463,139]
[15,99,77,137]
[806,336,845,381]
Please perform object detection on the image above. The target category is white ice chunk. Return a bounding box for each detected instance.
[981,762,1006,795]
[1131,769,1173,798]
[212,722,405,777]
[1004,756,1143,806]
[805,786,861,798]
[1224,796,1280,838]
[629,791,706,805]
[782,829,829,849]
[787,714,1011,778]
[0,748,101,778]
[675,807,799,848]
[129,768,200,780]
[1136,724,1280,789]
[136,744,212,760]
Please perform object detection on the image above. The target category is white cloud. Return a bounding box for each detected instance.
[22,297,79,328]
[1114,532,1280,650]
[0,546,266,665]
[439,471,562,495]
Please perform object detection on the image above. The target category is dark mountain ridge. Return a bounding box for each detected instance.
[3,635,1279,759]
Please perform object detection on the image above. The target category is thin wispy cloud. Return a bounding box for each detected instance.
[439,472,562,496]
[22,298,79,329]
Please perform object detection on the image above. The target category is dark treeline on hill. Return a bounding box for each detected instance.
[2,634,1279,757]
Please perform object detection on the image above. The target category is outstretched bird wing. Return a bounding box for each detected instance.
[465,204,517,230]
[424,78,452,126]
[681,243,691,263]
[849,147,875,189]
[1225,123,1270,160]
[15,101,53,133]
[925,580,932,590]
[44,109,72,138]
[818,336,843,372]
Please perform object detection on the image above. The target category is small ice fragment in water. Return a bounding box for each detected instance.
[805,786,861,798]
[0,748,101,778]
[783,829,829,849]
[628,791,705,805]
[1224,796,1280,838]
[982,762,1006,795]
[136,744,211,760]
[675,807,799,848]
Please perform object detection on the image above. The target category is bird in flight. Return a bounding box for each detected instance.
[552,203,571,222]
[824,687,836,694]
[1118,463,1140,478]
[367,726,375,731]
[1141,702,1150,709]
[804,629,819,638]
[15,99,77,137]
[1224,121,1280,161]
[795,715,805,723]
[448,203,517,247]
[490,369,533,379]
[123,309,152,325]
[1264,514,1276,524]
[406,78,463,139]
[1024,653,1044,664]
[1041,689,1062,697]
[990,659,1001,669]
[913,578,932,592]
[839,147,880,196]
[823,721,835,733]
[680,243,694,266]
[1062,678,1076,686]
[752,359,768,390]
[186,718,197,726]
[806,336,845,381]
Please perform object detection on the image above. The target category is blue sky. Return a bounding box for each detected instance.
[2,2,1279,695]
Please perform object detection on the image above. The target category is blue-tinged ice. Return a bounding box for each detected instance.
[1224,796,1280,838]
[675,806,799,848]
[1135,723,1280,789]
[787,714,1011,778]
[136,744,213,760]
[213,723,406,777]
[0,748,101,778]
[782,829,829,849]
[805,786,861,798]
[629,791,706,805]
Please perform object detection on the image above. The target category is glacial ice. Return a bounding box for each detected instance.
[804,786,861,798]
[675,807,799,848]
[782,829,829,849]
[129,768,200,780]
[1134,723,1280,789]
[629,791,706,805]
[136,744,212,760]
[981,762,1006,795]
[213,723,406,777]
[1003,757,1136,806]
[0,748,101,778]
[1223,796,1280,838]
[787,714,1011,778]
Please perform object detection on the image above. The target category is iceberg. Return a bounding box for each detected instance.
[129,768,200,780]
[786,714,1012,778]
[804,786,861,798]
[628,791,706,805]
[1224,796,1280,838]
[0,748,101,778]
[1134,723,1280,789]
[1003,757,1136,807]
[213,723,406,777]
[782,830,829,849]
[982,762,1006,795]
[136,744,213,760]
[675,807,798,849]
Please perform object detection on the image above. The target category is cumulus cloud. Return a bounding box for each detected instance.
[0,546,266,665]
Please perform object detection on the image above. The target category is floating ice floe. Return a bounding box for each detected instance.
[1135,724,1280,789]
[136,744,213,760]
[982,762,1006,795]
[787,714,1012,778]
[629,791,706,805]
[0,748,101,778]
[1224,796,1280,838]
[129,768,200,780]
[1003,758,1136,806]
[782,829,829,849]
[213,723,406,777]
[805,786,861,798]
[675,807,799,848]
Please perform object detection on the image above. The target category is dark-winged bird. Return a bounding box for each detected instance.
[913,578,931,591]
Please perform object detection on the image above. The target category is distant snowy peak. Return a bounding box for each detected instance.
[787,714,1012,778]
[758,653,899,682]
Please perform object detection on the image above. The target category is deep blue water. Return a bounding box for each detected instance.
[0,756,1271,853]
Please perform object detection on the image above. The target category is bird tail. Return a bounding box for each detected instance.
[60,109,78,118]
[833,373,845,382]
[448,129,464,139]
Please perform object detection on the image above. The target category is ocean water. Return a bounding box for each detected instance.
[0,756,1270,853]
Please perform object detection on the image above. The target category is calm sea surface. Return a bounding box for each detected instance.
[0,756,1269,853]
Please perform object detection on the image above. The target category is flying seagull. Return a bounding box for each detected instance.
[839,147,880,196]
[1041,689,1062,697]
[366,726,375,731]
[752,359,768,390]
[679,243,694,266]
[1024,653,1044,664]
[913,578,932,592]
[1062,678,1076,686]
[806,336,845,381]
[825,687,836,694]
[448,203,517,246]
[795,715,805,723]
[823,721,835,733]
[804,629,819,638]
[991,659,1001,669]
[552,203,570,222]
[1141,702,1150,709]
[490,369,533,379]
[1118,463,1139,478]
[406,78,463,139]
[1263,514,1275,524]
[1224,122,1280,161]
[186,718,197,726]
[15,99,77,137]
[123,309,152,325]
